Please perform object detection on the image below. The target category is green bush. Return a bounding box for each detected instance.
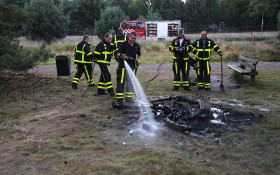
[32,43,55,63]
[64,45,75,51]
[230,71,247,84]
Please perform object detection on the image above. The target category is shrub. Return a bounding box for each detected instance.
[230,71,246,84]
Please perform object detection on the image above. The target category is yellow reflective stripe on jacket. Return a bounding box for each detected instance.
[75,44,92,63]
[197,57,210,60]
[96,60,110,64]
[76,50,85,54]
[196,41,211,60]
[196,49,211,51]
[74,60,92,64]
[96,44,113,63]
[169,45,174,52]
[114,35,126,45]
[102,51,113,54]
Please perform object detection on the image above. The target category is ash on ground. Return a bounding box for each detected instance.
[150,95,263,141]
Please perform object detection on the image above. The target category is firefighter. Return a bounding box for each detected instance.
[72,35,96,89]
[116,31,141,105]
[192,31,223,91]
[169,28,195,91]
[93,33,115,96]
[112,27,127,59]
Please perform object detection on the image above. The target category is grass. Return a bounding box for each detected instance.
[18,34,280,66]
[1,34,279,175]
[0,68,280,174]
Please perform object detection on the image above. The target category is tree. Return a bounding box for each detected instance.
[95,6,128,38]
[249,0,279,31]
[127,0,148,20]
[0,1,40,71]
[220,0,251,30]
[277,11,280,31]
[181,0,221,30]
[68,0,106,35]
[145,8,162,20]
[106,0,132,16]
[150,0,184,21]
[2,0,30,8]
[23,0,69,44]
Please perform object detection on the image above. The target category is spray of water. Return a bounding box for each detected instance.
[124,61,158,135]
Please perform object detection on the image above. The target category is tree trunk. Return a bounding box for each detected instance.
[261,13,264,31]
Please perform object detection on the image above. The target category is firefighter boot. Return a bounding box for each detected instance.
[117,99,123,106]
[126,98,135,103]
[88,83,97,87]
[97,89,107,95]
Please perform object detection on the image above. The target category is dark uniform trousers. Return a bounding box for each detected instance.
[196,60,211,89]
[169,36,194,90]
[116,62,136,102]
[94,40,115,95]
[97,63,114,94]
[173,56,190,89]
[72,63,94,85]
[192,38,221,89]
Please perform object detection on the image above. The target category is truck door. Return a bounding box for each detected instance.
[136,21,146,38]
[157,22,168,39]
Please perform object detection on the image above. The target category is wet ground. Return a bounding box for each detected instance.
[114,95,264,142]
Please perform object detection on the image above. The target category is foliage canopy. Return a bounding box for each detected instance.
[23,0,70,44]
[95,6,128,39]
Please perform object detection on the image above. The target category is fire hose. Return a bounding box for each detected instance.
[144,60,167,92]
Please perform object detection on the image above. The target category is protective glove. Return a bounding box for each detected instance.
[173,47,178,53]
[193,63,199,70]
[92,59,97,63]
[136,60,140,67]
[120,54,128,60]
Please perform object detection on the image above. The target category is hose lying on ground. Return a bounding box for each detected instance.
[144,60,167,92]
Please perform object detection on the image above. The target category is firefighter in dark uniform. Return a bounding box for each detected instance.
[112,27,127,59]
[93,33,115,96]
[192,31,223,90]
[116,31,141,105]
[72,35,95,89]
[169,28,195,91]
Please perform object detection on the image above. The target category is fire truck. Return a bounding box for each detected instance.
[119,20,181,40]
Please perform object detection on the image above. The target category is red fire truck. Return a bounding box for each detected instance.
[120,20,181,40]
